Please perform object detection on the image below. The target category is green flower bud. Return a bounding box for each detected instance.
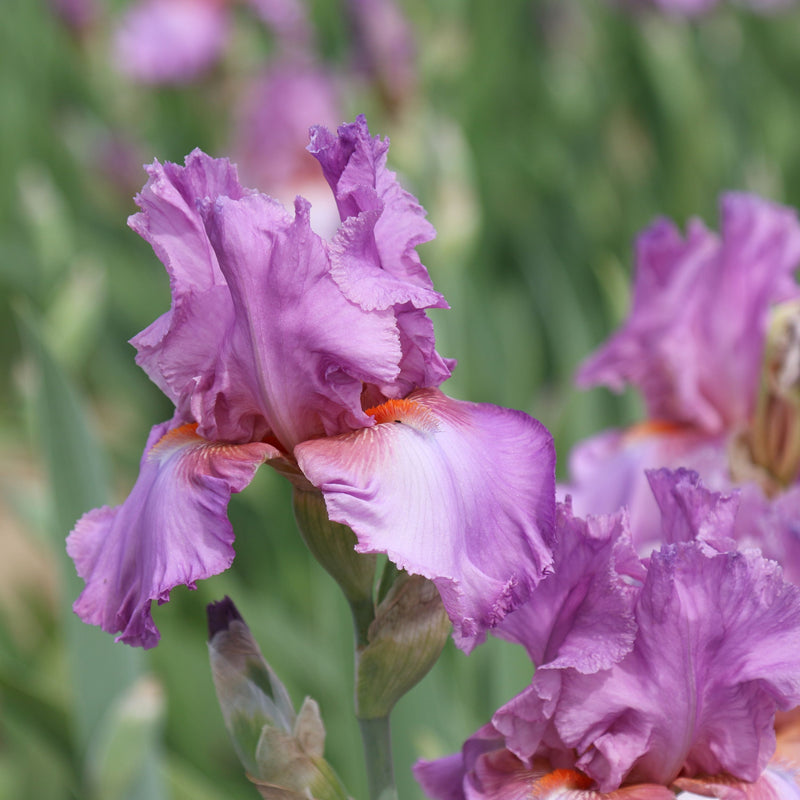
[355,572,451,719]
[207,597,351,800]
[740,300,800,491]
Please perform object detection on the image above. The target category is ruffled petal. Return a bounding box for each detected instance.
[646,467,739,550]
[733,484,800,587]
[202,192,403,449]
[67,422,277,648]
[128,151,265,443]
[295,388,556,652]
[495,502,641,673]
[557,542,800,789]
[492,672,566,763]
[308,117,454,393]
[562,425,730,553]
[577,194,800,433]
[130,124,451,451]
[113,0,229,84]
[309,116,441,305]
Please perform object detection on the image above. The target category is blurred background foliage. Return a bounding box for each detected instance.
[2,0,800,797]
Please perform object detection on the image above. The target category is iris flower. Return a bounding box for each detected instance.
[67,117,556,653]
[416,470,800,799]
[564,193,800,555]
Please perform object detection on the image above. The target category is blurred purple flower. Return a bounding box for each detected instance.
[114,0,230,84]
[67,116,556,652]
[346,0,417,110]
[563,193,800,552]
[50,0,98,33]
[113,0,311,84]
[416,471,800,799]
[231,61,341,235]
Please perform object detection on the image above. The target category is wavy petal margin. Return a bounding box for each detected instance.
[577,194,800,433]
[495,503,641,674]
[557,543,800,789]
[67,421,277,648]
[295,387,555,652]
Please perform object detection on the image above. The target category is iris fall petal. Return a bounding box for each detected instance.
[295,387,556,652]
[67,422,276,648]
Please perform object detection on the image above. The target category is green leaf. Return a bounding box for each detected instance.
[16,305,167,800]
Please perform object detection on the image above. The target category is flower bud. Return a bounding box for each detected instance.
[741,300,800,491]
[355,571,451,719]
[207,597,351,800]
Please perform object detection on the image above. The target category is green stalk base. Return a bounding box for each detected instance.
[358,716,398,800]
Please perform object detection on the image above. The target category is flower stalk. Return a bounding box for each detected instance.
[358,716,397,800]
[292,489,451,800]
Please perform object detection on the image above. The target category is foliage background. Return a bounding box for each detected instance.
[2,0,800,797]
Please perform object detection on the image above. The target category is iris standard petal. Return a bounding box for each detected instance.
[646,467,739,550]
[67,421,277,648]
[308,116,454,394]
[577,194,800,434]
[295,388,556,652]
[734,481,800,587]
[129,150,258,441]
[202,192,403,450]
[309,115,447,311]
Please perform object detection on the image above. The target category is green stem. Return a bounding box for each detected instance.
[358,716,397,800]
[350,597,374,650]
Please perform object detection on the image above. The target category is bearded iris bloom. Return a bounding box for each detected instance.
[563,194,800,558]
[415,470,800,799]
[67,117,556,653]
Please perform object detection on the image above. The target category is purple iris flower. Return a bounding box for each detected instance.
[67,117,556,652]
[416,470,800,799]
[563,193,800,553]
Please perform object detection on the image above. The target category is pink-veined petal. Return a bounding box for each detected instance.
[295,387,555,652]
[67,421,277,648]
